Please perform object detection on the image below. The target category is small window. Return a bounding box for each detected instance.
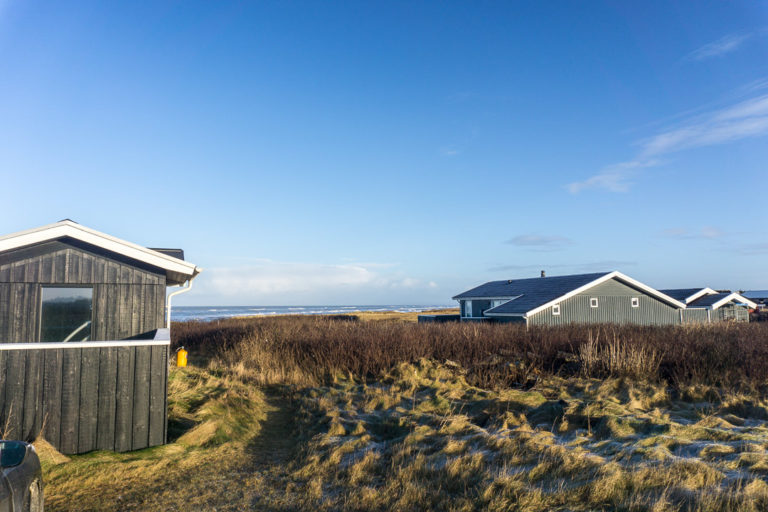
[590,298,599,308]
[464,300,472,317]
[40,287,93,342]
[552,304,561,316]
[631,297,639,308]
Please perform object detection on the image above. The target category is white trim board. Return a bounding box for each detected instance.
[685,288,718,304]
[0,220,201,285]
[711,293,757,310]
[0,339,170,350]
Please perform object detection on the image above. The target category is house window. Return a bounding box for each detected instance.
[464,300,472,317]
[491,299,506,308]
[631,297,639,308]
[590,298,599,308]
[40,287,93,342]
[552,304,561,316]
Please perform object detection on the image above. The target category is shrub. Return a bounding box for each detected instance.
[172,316,768,390]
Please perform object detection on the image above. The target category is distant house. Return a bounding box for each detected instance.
[742,291,768,309]
[659,288,756,323]
[0,220,201,454]
[453,271,754,326]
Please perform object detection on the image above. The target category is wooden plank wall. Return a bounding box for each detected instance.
[0,345,168,454]
[0,240,172,454]
[0,240,166,342]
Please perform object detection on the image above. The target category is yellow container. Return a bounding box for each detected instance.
[176,347,188,367]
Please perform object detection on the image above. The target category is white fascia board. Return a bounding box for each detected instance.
[0,221,201,280]
[685,288,718,304]
[711,293,757,310]
[522,271,687,319]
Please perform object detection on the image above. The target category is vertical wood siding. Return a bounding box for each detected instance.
[528,278,682,326]
[0,241,166,342]
[682,308,709,324]
[0,345,168,454]
[0,240,171,454]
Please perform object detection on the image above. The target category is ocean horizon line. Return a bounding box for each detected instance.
[172,304,457,322]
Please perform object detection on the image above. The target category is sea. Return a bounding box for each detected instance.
[171,305,456,322]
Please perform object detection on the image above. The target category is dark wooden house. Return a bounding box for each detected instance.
[0,220,200,454]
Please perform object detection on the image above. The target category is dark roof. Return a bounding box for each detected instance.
[687,293,731,308]
[455,272,611,315]
[148,248,185,261]
[743,290,768,299]
[658,288,706,302]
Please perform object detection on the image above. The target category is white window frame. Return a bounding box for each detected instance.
[631,297,639,308]
[552,304,561,316]
[590,297,599,308]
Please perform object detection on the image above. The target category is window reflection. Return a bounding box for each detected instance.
[40,287,93,342]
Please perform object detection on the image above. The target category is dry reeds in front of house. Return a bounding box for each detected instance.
[172,316,768,390]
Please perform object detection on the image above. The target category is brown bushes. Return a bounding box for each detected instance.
[172,316,768,389]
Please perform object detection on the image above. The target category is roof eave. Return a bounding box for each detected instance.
[0,220,200,281]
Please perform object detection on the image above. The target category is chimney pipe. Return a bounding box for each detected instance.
[541,270,546,278]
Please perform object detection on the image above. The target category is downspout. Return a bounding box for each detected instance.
[166,279,194,328]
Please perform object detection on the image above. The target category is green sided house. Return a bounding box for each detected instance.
[453,271,755,326]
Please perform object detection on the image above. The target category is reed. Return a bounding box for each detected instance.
[172,316,768,390]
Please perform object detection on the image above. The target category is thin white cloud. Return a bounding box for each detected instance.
[569,91,768,194]
[567,160,658,194]
[506,234,573,251]
[661,226,725,240]
[738,242,768,255]
[739,77,768,94]
[192,259,439,304]
[439,146,460,157]
[488,260,636,273]
[640,94,768,157]
[686,33,751,61]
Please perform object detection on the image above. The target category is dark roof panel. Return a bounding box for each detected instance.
[743,290,768,299]
[687,293,730,307]
[148,248,185,261]
[658,288,706,302]
[455,272,612,314]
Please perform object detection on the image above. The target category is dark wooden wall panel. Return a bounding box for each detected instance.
[96,348,117,450]
[42,349,63,448]
[114,347,136,452]
[0,351,5,437]
[59,348,81,454]
[0,345,168,455]
[4,350,25,439]
[78,348,99,453]
[148,345,167,446]
[132,347,151,450]
[22,351,42,441]
[0,241,166,343]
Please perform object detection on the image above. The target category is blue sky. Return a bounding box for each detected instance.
[1,1,767,305]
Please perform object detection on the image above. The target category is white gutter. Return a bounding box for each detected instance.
[166,278,195,328]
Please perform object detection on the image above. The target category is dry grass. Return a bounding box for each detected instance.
[173,315,768,389]
[41,366,273,511]
[283,359,768,511]
[41,314,768,511]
